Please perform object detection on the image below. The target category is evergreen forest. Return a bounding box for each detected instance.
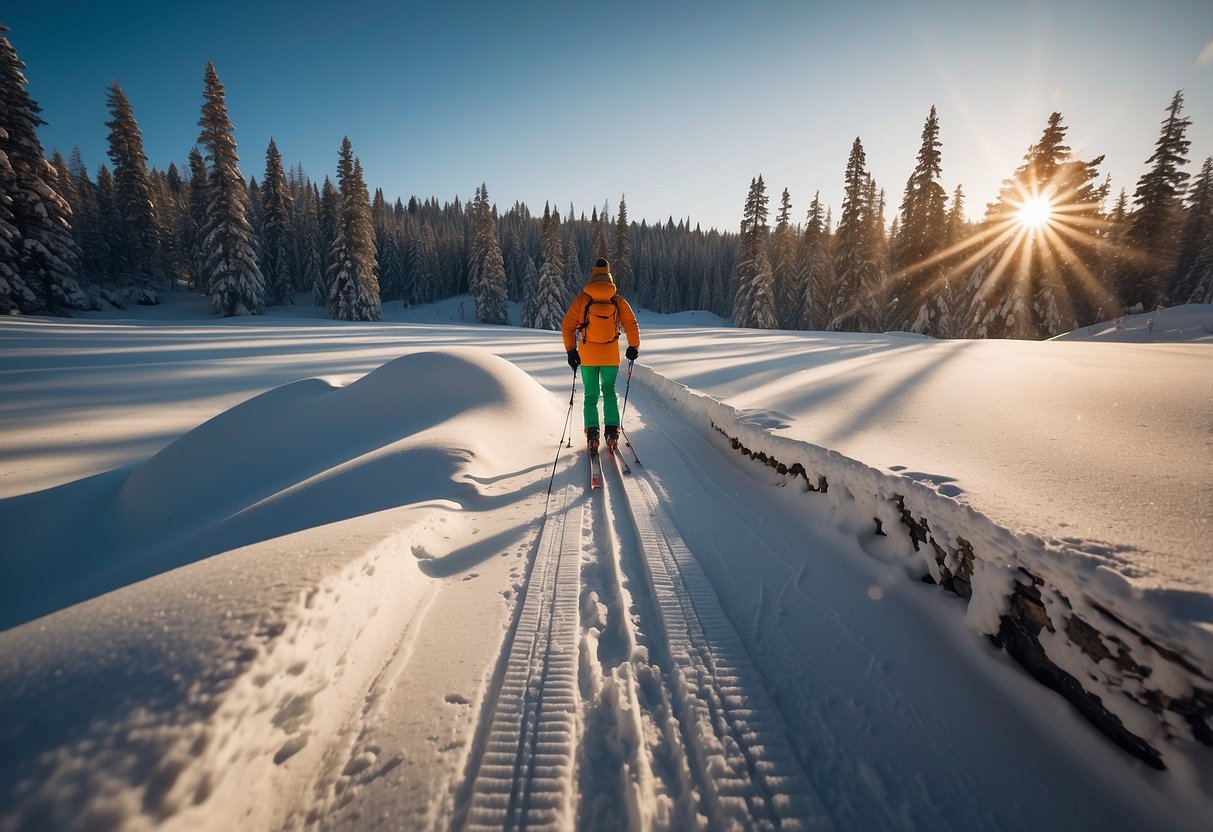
[3,25,1210,338]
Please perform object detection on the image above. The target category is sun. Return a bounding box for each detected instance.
[1017,196,1053,230]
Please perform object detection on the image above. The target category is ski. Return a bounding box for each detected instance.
[589,447,602,489]
[607,438,631,474]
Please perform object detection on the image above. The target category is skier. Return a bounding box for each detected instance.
[562,258,640,453]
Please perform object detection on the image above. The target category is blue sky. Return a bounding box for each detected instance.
[7,1,1213,232]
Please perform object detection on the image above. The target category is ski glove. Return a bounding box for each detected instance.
[567,349,581,369]
[625,345,639,361]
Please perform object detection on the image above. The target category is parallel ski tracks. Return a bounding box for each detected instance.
[463,462,582,830]
[461,438,831,830]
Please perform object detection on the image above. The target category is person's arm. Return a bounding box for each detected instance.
[561,293,588,352]
[618,297,640,351]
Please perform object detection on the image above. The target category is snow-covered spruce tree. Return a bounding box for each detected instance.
[562,234,581,305]
[961,112,1107,338]
[831,138,877,331]
[183,148,209,290]
[467,184,487,303]
[157,163,190,285]
[0,129,25,313]
[470,183,508,324]
[519,253,538,327]
[0,24,89,314]
[259,138,296,305]
[1171,157,1213,304]
[796,191,833,330]
[196,61,265,316]
[891,106,950,333]
[372,189,405,303]
[771,188,800,328]
[290,172,323,298]
[731,175,769,327]
[94,165,123,286]
[327,140,381,321]
[591,204,609,263]
[863,179,892,331]
[105,82,162,288]
[316,177,338,305]
[529,203,567,330]
[414,224,440,304]
[1118,90,1191,310]
[66,149,106,284]
[612,194,633,295]
[747,248,779,329]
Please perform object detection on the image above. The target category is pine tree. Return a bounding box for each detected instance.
[0,25,89,314]
[196,62,265,316]
[831,137,876,330]
[156,163,189,285]
[470,183,508,324]
[963,112,1107,338]
[317,177,339,304]
[562,235,581,305]
[612,194,633,294]
[259,138,296,305]
[67,148,106,284]
[591,204,609,262]
[771,187,800,328]
[1171,157,1213,303]
[732,175,769,326]
[747,248,779,329]
[184,148,209,290]
[94,165,123,286]
[1118,90,1192,310]
[796,191,832,329]
[891,106,949,331]
[327,139,382,321]
[105,82,162,287]
[527,203,566,330]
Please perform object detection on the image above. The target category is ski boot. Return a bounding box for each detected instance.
[604,424,619,452]
[585,427,600,455]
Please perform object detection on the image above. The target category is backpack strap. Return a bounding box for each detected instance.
[576,291,591,337]
[577,293,622,344]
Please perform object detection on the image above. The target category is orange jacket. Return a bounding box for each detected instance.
[561,276,640,366]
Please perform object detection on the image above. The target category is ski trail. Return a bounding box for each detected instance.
[460,422,833,830]
[462,465,582,830]
[607,448,835,830]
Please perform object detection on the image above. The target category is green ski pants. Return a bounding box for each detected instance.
[581,364,620,429]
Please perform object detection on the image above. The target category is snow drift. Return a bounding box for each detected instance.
[1,349,559,630]
[0,349,563,831]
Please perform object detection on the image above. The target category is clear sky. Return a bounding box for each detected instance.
[6,1,1213,232]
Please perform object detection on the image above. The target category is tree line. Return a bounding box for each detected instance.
[2,24,1210,339]
[732,97,1212,338]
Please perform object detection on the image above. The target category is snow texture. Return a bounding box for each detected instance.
[0,295,1209,831]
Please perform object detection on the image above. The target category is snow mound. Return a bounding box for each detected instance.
[0,349,564,830]
[2,349,562,630]
[121,348,549,525]
[1051,303,1213,343]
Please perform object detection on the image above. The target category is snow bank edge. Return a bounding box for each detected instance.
[632,363,1213,778]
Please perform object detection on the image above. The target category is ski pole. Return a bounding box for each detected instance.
[619,359,641,466]
[620,359,634,424]
[545,367,578,500]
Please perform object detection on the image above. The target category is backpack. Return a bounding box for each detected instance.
[578,293,621,344]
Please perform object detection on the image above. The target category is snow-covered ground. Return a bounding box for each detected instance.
[0,294,1210,831]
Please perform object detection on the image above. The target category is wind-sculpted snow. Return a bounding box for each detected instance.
[1,349,561,630]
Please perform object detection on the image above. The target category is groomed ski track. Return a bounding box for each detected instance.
[458,423,833,829]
